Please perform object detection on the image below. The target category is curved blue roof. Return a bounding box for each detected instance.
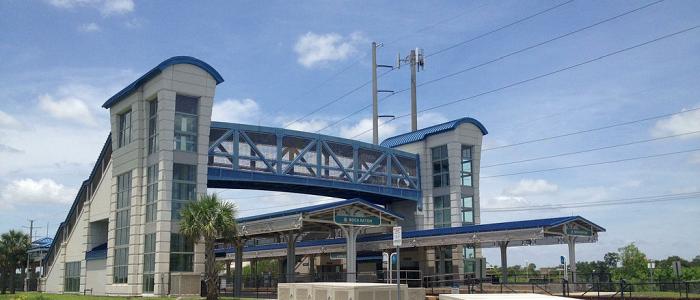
[102,56,224,108]
[380,117,488,148]
[238,198,404,223]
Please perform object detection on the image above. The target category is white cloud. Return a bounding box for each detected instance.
[286,119,329,133]
[38,94,97,126]
[78,22,101,33]
[651,106,700,138]
[212,98,261,124]
[0,178,76,208]
[294,32,366,68]
[0,110,21,129]
[46,0,134,15]
[101,0,133,15]
[339,118,398,142]
[504,179,559,196]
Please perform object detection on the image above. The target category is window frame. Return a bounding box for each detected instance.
[461,145,473,187]
[171,163,197,220]
[174,95,199,152]
[461,196,474,225]
[431,145,449,188]
[169,233,194,272]
[63,261,81,292]
[147,100,158,154]
[113,171,131,284]
[433,195,452,229]
[143,233,156,293]
[145,164,158,223]
[118,110,132,148]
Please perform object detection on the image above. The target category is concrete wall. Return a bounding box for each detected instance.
[86,259,107,295]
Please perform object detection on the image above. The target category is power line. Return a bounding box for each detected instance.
[483,107,700,152]
[285,68,394,129]
[482,191,700,212]
[322,0,668,132]
[426,0,575,58]
[482,147,700,178]
[482,130,700,168]
[287,1,498,129]
[368,24,699,135]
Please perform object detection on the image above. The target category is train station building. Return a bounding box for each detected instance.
[38,56,605,296]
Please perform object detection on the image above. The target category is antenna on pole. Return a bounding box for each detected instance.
[398,47,425,131]
[371,42,395,144]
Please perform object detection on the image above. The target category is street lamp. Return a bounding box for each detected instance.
[647,260,656,283]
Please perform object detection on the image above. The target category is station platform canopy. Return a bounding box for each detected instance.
[216,215,605,260]
[235,198,403,239]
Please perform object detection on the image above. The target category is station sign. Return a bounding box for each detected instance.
[393,226,402,247]
[565,224,592,237]
[335,215,380,226]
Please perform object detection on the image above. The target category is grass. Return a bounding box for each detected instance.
[621,291,700,298]
[0,292,258,300]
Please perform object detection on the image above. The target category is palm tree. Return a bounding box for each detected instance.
[180,193,237,300]
[0,230,30,294]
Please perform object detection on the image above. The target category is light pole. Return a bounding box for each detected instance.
[647,261,656,284]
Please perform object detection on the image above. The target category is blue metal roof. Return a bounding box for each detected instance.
[102,56,224,108]
[85,243,107,261]
[237,198,404,223]
[216,216,604,255]
[380,117,488,148]
[30,237,53,250]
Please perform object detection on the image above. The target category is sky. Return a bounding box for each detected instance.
[1,0,699,268]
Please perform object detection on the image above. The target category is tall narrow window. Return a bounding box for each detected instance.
[171,163,196,220]
[148,100,158,154]
[114,171,131,284]
[170,233,194,272]
[145,164,158,223]
[174,95,198,152]
[433,195,451,228]
[436,246,453,274]
[432,145,449,188]
[461,145,473,187]
[463,245,476,273]
[461,196,474,225]
[64,261,80,292]
[118,110,132,148]
[143,233,156,293]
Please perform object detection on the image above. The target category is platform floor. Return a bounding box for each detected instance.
[439,293,574,300]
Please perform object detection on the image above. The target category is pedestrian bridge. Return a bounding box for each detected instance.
[207,122,421,204]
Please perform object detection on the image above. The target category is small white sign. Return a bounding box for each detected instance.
[393,226,402,247]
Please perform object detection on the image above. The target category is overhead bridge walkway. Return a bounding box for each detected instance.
[207,122,422,203]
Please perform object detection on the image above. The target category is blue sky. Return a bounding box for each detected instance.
[1,0,699,267]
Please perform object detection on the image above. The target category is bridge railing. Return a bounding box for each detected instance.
[208,123,421,192]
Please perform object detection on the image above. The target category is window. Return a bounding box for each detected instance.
[432,145,449,187]
[143,233,156,293]
[174,95,198,152]
[461,196,474,225]
[118,110,132,148]
[64,261,80,292]
[461,145,473,187]
[171,163,196,220]
[114,172,131,284]
[433,195,451,228]
[170,233,194,272]
[463,245,476,273]
[148,100,158,154]
[436,246,453,274]
[145,164,158,223]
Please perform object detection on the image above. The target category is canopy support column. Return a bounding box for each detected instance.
[498,241,509,283]
[568,236,577,285]
[342,226,359,282]
[234,243,244,298]
[286,231,298,282]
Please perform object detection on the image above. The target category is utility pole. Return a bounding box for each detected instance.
[398,48,424,132]
[24,220,35,292]
[371,42,395,144]
[372,42,379,145]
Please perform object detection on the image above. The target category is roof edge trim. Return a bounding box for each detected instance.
[102,56,224,109]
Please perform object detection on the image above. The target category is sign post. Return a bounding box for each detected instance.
[561,256,567,281]
[393,226,402,300]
